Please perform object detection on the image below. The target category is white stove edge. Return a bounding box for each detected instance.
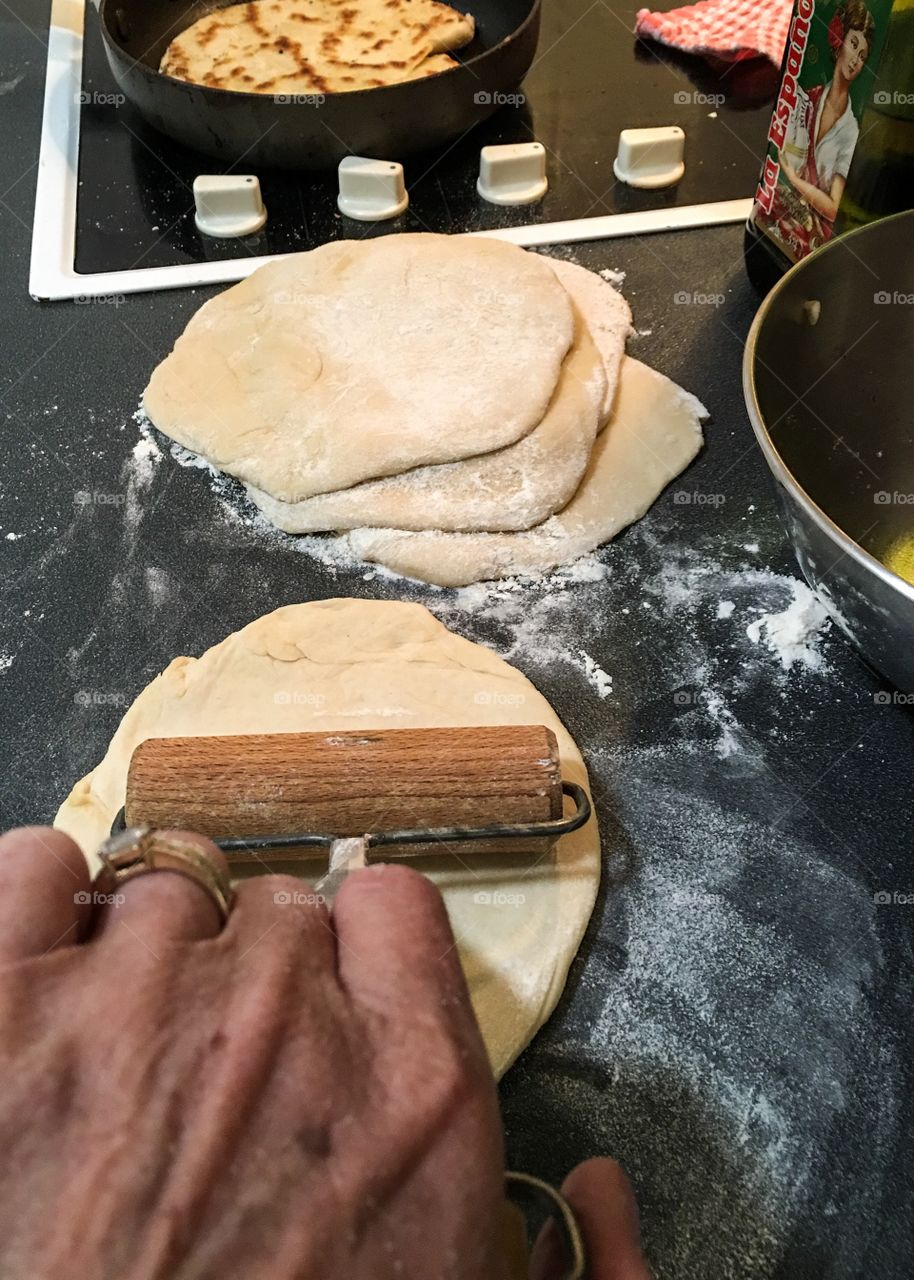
[29,0,753,303]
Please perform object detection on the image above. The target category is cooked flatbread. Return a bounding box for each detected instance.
[160,0,475,94]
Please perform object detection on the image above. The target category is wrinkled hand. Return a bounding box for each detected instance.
[0,827,650,1280]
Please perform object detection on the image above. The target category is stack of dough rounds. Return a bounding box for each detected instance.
[143,233,707,586]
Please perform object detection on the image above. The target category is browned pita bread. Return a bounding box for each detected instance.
[160,0,475,94]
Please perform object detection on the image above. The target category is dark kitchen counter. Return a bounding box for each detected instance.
[2,2,914,1277]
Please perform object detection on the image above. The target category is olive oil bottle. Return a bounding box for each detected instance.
[836,0,914,232]
[744,0,901,293]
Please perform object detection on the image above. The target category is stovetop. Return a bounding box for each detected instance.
[76,0,778,275]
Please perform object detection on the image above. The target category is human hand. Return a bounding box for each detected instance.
[0,827,651,1279]
[530,1158,652,1279]
[0,827,504,1279]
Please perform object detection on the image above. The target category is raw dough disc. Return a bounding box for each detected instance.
[245,259,631,534]
[142,235,575,503]
[248,308,606,533]
[55,600,600,1078]
[348,357,707,586]
[548,258,632,424]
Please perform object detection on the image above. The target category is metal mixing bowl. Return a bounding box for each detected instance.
[743,209,914,692]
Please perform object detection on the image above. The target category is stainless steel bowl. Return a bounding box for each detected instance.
[743,209,914,691]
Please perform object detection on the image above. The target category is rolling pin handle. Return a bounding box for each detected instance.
[314,835,370,900]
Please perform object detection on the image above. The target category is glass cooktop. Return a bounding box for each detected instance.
[75,0,778,276]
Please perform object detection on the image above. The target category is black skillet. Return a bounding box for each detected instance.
[98,0,541,169]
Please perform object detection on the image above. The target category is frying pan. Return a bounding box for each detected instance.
[98,0,541,169]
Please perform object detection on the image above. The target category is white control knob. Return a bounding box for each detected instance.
[613,126,685,189]
[337,156,408,221]
[193,175,267,238]
[476,142,548,206]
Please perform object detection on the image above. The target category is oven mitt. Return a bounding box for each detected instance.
[635,0,793,64]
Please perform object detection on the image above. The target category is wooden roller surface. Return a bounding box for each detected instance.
[125,725,563,861]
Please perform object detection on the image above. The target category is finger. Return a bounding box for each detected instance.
[228,873,337,971]
[333,864,475,1026]
[530,1158,651,1280]
[91,830,231,947]
[0,827,92,959]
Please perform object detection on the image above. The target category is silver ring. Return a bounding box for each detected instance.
[505,1170,587,1278]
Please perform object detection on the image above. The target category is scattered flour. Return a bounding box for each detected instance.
[512,741,893,1279]
[130,418,838,765]
[599,267,626,286]
[5,532,21,541]
[746,580,830,672]
[130,434,162,484]
[0,654,13,673]
[121,418,165,530]
[144,566,170,606]
[579,650,613,699]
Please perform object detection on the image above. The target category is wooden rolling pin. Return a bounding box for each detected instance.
[125,725,563,861]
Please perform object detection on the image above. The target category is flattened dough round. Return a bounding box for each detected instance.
[142,235,575,503]
[245,259,631,534]
[55,600,600,1078]
[348,358,707,585]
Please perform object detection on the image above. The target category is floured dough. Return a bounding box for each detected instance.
[348,358,707,586]
[248,308,606,534]
[142,235,575,503]
[55,600,600,1078]
[160,0,474,95]
[245,258,631,534]
[548,258,632,423]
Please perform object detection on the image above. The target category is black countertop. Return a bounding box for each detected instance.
[2,3,914,1277]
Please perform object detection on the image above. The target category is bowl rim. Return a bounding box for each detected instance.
[742,209,914,609]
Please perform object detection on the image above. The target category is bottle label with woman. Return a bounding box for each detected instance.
[750,0,892,264]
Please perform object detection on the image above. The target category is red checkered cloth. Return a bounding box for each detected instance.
[635,0,793,64]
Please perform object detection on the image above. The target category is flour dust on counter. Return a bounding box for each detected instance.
[500,740,896,1278]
